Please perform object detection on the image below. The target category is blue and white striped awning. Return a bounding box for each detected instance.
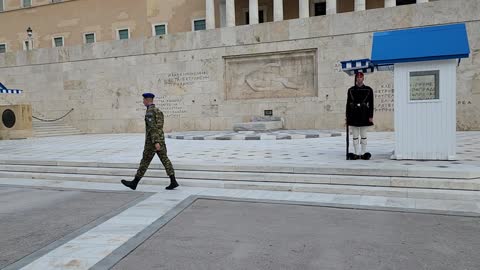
[340,59,375,76]
[0,89,23,94]
[0,82,23,94]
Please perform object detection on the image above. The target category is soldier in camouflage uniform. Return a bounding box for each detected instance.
[121,93,179,190]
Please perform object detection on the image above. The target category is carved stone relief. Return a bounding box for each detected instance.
[225,50,317,100]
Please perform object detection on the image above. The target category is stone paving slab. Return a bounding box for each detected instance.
[1,178,479,270]
[109,198,480,270]
[0,132,479,176]
[166,129,342,140]
[0,185,148,270]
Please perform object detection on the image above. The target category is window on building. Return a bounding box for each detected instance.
[314,1,327,16]
[245,8,266,24]
[84,33,95,44]
[22,0,31,7]
[396,0,416,5]
[0,0,4,12]
[51,0,63,3]
[153,24,167,36]
[0,44,6,53]
[193,19,206,31]
[53,37,64,47]
[118,29,129,40]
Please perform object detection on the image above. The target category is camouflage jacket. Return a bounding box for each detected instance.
[145,104,164,144]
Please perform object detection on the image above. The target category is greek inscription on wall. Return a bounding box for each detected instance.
[457,100,473,105]
[409,71,439,100]
[157,96,187,118]
[163,71,209,87]
[375,83,394,113]
[135,96,187,118]
[333,63,344,73]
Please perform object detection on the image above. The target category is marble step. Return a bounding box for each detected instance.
[0,164,479,191]
[34,130,82,135]
[33,126,80,131]
[32,120,83,137]
[34,132,82,137]
[34,129,82,134]
[34,132,83,137]
[0,170,479,202]
[32,122,71,127]
[1,160,478,179]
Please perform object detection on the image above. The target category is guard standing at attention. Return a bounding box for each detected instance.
[346,72,374,160]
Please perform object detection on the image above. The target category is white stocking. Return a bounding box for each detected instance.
[351,126,360,155]
[360,126,368,155]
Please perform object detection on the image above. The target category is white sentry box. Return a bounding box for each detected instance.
[393,59,457,160]
[371,23,470,160]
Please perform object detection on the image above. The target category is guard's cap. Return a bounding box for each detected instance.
[142,93,155,99]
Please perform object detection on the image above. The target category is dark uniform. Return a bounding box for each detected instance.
[346,84,374,127]
[346,73,374,159]
[121,93,178,190]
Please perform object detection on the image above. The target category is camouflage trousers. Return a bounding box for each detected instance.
[135,141,175,178]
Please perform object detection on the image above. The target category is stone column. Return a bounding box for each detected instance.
[355,0,366,11]
[299,0,309,18]
[206,0,215,29]
[249,0,259,24]
[326,0,336,15]
[384,0,396,7]
[417,0,428,3]
[274,0,283,21]
[226,0,235,27]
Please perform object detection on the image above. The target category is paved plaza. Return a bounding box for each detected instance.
[0,180,479,270]
[0,131,479,169]
[0,0,478,268]
[0,131,479,269]
[0,185,148,270]
[109,198,480,270]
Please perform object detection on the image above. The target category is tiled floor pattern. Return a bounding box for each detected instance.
[0,132,479,170]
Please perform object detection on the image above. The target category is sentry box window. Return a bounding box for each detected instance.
[409,70,439,101]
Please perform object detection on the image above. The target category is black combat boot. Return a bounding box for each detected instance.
[361,152,372,160]
[165,175,179,190]
[121,177,141,190]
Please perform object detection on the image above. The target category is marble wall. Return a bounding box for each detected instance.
[0,0,478,133]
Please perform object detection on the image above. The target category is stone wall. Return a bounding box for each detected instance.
[0,0,479,133]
